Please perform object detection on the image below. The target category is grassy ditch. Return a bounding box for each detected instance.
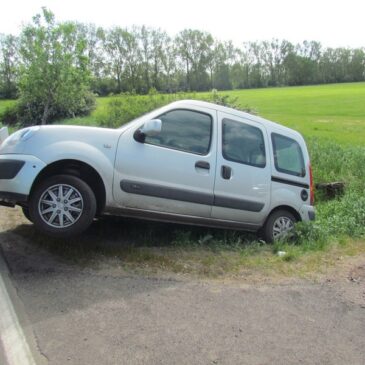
[9,214,365,279]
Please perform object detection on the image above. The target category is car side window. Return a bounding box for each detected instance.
[144,109,212,155]
[222,118,266,168]
[272,133,305,177]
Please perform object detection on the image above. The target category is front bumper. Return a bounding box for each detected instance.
[0,154,46,205]
[0,159,25,179]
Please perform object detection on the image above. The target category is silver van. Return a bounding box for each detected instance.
[0,100,315,242]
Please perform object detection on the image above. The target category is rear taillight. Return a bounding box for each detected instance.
[309,163,314,205]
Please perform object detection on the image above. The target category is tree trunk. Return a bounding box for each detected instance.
[186,59,190,91]
[117,73,122,93]
[41,101,51,125]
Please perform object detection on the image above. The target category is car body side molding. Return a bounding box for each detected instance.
[120,179,264,212]
[213,195,264,212]
[121,180,213,205]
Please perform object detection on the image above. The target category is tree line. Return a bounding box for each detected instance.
[1,10,365,99]
[0,9,364,125]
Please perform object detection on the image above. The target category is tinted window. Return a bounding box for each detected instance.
[222,118,266,168]
[145,109,212,155]
[272,133,305,176]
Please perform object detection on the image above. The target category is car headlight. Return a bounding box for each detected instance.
[5,126,40,146]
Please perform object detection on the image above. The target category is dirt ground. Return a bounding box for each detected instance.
[0,207,364,365]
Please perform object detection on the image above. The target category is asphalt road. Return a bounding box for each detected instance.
[1,208,365,365]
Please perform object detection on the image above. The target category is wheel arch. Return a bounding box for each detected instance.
[29,159,106,215]
[265,205,302,225]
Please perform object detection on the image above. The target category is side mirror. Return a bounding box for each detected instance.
[134,119,162,143]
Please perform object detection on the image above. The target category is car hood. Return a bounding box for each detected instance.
[0,125,125,156]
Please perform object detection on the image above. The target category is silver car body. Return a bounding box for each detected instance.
[0,100,315,232]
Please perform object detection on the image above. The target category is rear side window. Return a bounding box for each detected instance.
[222,118,266,168]
[272,133,305,177]
[145,109,212,155]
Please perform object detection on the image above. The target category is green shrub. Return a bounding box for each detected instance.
[208,89,257,114]
[98,92,174,128]
[0,93,95,127]
[0,104,18,126]
[98,89,255,128]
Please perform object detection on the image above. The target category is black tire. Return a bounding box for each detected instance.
[22,207,33,222]
[262,210,297,243]
[29,174,97,238]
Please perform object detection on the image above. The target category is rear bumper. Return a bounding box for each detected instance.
[308,210,315,221]
[299,204,316,222]
[0,154,46,205]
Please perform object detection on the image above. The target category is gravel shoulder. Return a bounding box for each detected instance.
[0,207,364,365]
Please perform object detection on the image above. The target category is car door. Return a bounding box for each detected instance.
[113,107,217,218]
[211,112,271,224]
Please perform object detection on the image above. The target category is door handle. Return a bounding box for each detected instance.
[221,165,232,179]
[195,161,210,170]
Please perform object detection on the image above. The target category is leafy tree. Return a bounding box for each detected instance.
[76,23,108,95]
[17,8,94,125]
[104,27,129,93]
[139,26,152,92]
[349,49,365,81]
[0,34,19,98]
[176,29,214,91]
[122,27,141,92]
[150,29,168,91]
[159,34,177,92]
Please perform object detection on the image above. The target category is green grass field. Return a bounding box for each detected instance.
[58,82,365,146]
[227,82,365,146]
[1,82,365,146]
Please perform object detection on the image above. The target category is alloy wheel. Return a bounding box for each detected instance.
[38,184,84,228]
[272,216,294,240]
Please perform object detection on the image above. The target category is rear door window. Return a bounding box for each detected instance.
[222,118,266,168]
[272,133,305,177]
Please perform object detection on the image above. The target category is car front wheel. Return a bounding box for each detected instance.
[22,207,32,222]
[29,175,96,238]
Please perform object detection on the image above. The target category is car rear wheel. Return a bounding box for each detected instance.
[29,175,96,237]
[263,210,296,243]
